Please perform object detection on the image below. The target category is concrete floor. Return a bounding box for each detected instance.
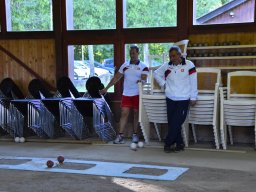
[0,141,256,192]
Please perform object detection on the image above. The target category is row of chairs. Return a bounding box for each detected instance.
[139,69,256,150]
[0,77,115,142]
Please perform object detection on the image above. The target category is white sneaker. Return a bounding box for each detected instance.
[132,134,139,143]
[113,135,125,144]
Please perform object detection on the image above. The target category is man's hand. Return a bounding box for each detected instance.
[190,100,197,106]
[99,88,107,95]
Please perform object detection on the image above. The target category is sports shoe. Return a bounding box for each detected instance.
[132,134,139,143]
[175,144,185,152]
[164,145,175,153]
[113,134,125,144]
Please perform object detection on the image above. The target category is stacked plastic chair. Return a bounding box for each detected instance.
[59,97,86,140]
[57,76,87,140]
[27,79,55,138]
[220,71,256,150]
[0,78,25,137]
[188,68,221,149]
[59,76,115,141]
[138,82,189,146]
[93,97,116,142]
[85,76,115,142]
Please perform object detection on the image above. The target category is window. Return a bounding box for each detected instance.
[123,0,177,28]
[194,0,255,25]
[66,0,116,30]
[6,0,53,31]
[125,43,173,67]
[68,44,114,92]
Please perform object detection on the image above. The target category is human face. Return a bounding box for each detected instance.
[130,48,139,62]
[169,50,182,65]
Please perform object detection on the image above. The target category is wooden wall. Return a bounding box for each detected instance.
[205,0,255,24]
[0,39,56,95]
[189,32,256,68]
[189,32,256,47]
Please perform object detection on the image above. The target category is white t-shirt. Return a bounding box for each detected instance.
[118,61,149,96]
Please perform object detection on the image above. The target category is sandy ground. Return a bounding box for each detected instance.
[0,141,256,192]
[0,166,255,192]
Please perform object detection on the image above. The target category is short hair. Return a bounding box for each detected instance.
[169,45,182,55]
[130,45,139,53]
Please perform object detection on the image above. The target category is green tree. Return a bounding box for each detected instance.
[126,0,177,28]
[73,0,116,30]
[196,0,233,18]
[10,0,52,31]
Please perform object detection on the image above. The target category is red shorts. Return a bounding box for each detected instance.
[121,95,139,109]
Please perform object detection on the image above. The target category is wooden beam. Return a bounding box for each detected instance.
[0,0,7,35]
[0,32,54,39]
[52,0,64,80]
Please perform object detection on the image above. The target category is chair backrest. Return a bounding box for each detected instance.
[0,78,24,99]
[57,76,81,98]
[173,39,189,58]
[148,66,164,94]
[197,68,221,94]
[227,71,256,99]
[28,79,53,99]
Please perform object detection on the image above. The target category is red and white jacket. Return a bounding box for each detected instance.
[154,58,198,101]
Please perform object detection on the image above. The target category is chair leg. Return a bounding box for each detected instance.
[154,123,161,142]
[213,125,220,150]
[191,124,197,143]
[221,125,227,150]
[228,125,233,145]
[140,122,150,144]
[182,123,189,147]
[254,124,256,150]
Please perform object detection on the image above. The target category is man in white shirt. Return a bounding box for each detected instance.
[100,46,149,144]
[154,45,198,153]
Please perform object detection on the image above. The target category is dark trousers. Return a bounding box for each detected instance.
[165,98,189,147]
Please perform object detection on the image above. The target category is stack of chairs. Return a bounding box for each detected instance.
[57,76,87,140]
[220,71,256,150]
[188,68,221,149]
[26,79,56,138]
[93,97,116,142]
[59,97,88,140]
[59,76,115,141]
[138,82,189,146]
[0,78,25,137]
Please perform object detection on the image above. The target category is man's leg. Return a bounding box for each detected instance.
[133,109,139,133]
[174,100,190,150]
[119,107,131,134]
[131,108,139,143]
[165,98,177,147]
[113,107,130,144]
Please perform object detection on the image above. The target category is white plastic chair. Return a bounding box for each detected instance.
[220,71,256,150]
[138,82,189,146]
[173,39,189,58]
[188,68,221,149]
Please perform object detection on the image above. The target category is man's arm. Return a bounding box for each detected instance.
[100,72,123,95]
[153,64,167,88]
[188,64,198,106]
